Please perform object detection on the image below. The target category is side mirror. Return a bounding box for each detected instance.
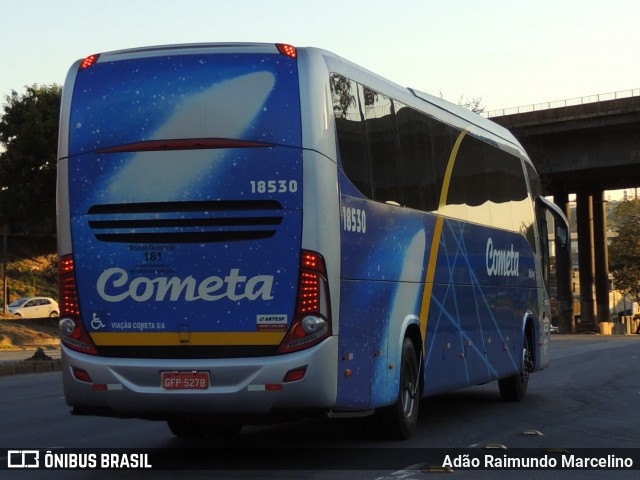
[537,196,570,252]
[556,224,570,252]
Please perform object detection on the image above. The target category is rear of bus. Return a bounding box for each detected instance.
[56,43,338,425]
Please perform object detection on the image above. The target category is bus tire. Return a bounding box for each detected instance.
[498,331,533,402]
[377,337,420,440]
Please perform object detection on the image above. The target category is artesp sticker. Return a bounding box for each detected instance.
[256,314,288,332]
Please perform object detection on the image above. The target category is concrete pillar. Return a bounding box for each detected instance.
[575,192,596,329]
[552,190,575,333]
[592,192,610,324]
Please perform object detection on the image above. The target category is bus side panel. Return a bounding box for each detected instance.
[423,218,538,395]
[336,199,539,406]
[337,194,430,409]
[337,279,381,409]
[57,60,80,256]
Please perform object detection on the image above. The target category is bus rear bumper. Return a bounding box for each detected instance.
[61,337,338,420]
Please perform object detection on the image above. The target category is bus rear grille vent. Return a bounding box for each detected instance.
[87,200,283,243]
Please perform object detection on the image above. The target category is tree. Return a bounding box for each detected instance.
[437,91,486,115]
[330,74,356,119]
[457,95,485,115]
[0,84,62,234]
[608,198,640,305]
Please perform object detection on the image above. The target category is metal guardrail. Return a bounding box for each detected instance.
[484,88,640,118]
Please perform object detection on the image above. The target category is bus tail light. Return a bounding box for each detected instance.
[277,251,331,354]
[80,54,100,70]
[59,255,98,355]
[276,43,297,59]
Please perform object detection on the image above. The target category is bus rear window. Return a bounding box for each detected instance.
[69,53,300,156]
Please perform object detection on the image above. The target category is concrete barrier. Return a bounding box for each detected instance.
[598,320,635,335]
[0,359,61,376]
[618,316,640,335]
[0,348,62,377]
[599,322,613,335]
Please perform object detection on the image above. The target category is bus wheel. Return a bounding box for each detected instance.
[498,332,534,402]
[377,337,420,440]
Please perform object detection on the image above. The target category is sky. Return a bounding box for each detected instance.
[2,0,640,114]
[1,0,639,200]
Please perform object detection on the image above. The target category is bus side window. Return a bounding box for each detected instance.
[363,87,401,205]
[395,102,438,212]
[331,74,372,198]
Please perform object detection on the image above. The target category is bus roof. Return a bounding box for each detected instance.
[303,45,527,158]
[69,42,529,163]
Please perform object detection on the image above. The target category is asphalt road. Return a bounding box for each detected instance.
[1,334,639,479]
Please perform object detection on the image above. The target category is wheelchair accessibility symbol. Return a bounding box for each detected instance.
[91,313,106,330]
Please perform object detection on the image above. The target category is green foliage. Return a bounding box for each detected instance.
[0,84,62,233]
[0,236,58,306]
[330,74,356,119]
[4,254,58,301]
[608,199,640,304]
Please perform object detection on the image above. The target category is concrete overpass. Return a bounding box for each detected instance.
[488,90,640,333]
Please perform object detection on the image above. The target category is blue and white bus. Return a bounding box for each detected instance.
[57,43,569,439]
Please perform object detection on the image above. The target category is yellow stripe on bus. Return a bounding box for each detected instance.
[419,215,444,341]
[419,129,468,343]
[90,331,286,346]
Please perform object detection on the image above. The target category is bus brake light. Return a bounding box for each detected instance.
[276,44,297,59]
[80,54,100,70]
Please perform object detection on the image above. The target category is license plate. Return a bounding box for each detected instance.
[161,371,209,390]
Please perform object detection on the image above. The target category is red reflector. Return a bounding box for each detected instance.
[276,43,297,59]
[92,384,108,391]
[72,367,92,383]
[80,54,100,69]
[265,384,284,391]
[283,367,307,383]
[292,323,306,338]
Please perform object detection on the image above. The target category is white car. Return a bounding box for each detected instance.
[8,297,60,319]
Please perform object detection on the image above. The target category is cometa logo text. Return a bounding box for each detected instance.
[97,268,274,302]
[486,238,519,277]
